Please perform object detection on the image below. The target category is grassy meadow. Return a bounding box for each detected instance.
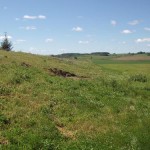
[0,50,150,149]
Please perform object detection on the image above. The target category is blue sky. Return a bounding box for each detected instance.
[0,0,150,55]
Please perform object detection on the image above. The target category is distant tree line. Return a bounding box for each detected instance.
[91,52,110,56]
[55,52,110,58]
[128,51,150,56]
[137,51,146,54]
[57,53,81,58]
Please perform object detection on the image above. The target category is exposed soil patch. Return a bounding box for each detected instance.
[52,116,76,139]
[49,68,76,77]
[21,62,31,68]
[49,68,86,79]
[57,126,76,140]
[0,137,9,145]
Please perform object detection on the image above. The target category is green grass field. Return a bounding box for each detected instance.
[0,50,150,149]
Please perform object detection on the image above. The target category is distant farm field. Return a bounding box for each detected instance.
[0,51,150,150]
[87,55,150,65]
[113,55,150,61]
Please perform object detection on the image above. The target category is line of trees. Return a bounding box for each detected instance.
[0,32,13,51]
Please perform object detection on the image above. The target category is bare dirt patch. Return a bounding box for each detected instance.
[48,68,87,79]
[57,126,76,140]
[49,68,76,77]
[114,55,150,61]
[0,137,9,145]
[52,116,76,139]
[21,62,31,67]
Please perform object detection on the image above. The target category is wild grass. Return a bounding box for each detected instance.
[0,50,150,149]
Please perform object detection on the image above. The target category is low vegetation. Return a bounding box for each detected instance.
[0,50,150,149]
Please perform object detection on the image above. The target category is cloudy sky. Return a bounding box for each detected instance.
[0,0,150,55]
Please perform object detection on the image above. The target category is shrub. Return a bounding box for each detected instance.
[0,114,10,125]
[129,74,147,82]
[0,85,11,96]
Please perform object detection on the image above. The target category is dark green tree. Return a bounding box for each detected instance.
[0,32,13,51]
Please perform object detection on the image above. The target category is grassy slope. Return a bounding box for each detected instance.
[0,51,150,150]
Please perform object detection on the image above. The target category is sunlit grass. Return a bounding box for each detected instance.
[0,50,150,149]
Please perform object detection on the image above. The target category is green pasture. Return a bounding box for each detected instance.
[0,50,150,149]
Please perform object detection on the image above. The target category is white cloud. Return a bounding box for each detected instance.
[23,15,37,19]
[25,26,37,30]
[20,26,37,30]
[0,35,12,40]
[111,20,117,26]
[78,40,89,44]
[128,20,141,25]
[23,15,46,20]
[7,36,12,39]
[0,36,4,40]
[144,27,150,31]
[16,39,26,42]
[136,38,150,43]
[45,38,54,43]
[147,44,150,47]
[14,39,26,45]
[38,15,46,19]
[122,41,126,44]
[72,26,83,32]
[121,29,133,34]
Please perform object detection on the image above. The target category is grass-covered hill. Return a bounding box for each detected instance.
[0,50,150,149]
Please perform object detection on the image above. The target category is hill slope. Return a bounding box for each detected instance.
[0,50,150,149]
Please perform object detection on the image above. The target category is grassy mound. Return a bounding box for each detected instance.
[0,51,150,149]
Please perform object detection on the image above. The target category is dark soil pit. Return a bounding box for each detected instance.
[49,68,77,77]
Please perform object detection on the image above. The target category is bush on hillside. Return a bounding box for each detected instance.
[129,74,147,82]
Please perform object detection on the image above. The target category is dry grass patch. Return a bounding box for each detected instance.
[0,136,9,145]
[57,126,76,140]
